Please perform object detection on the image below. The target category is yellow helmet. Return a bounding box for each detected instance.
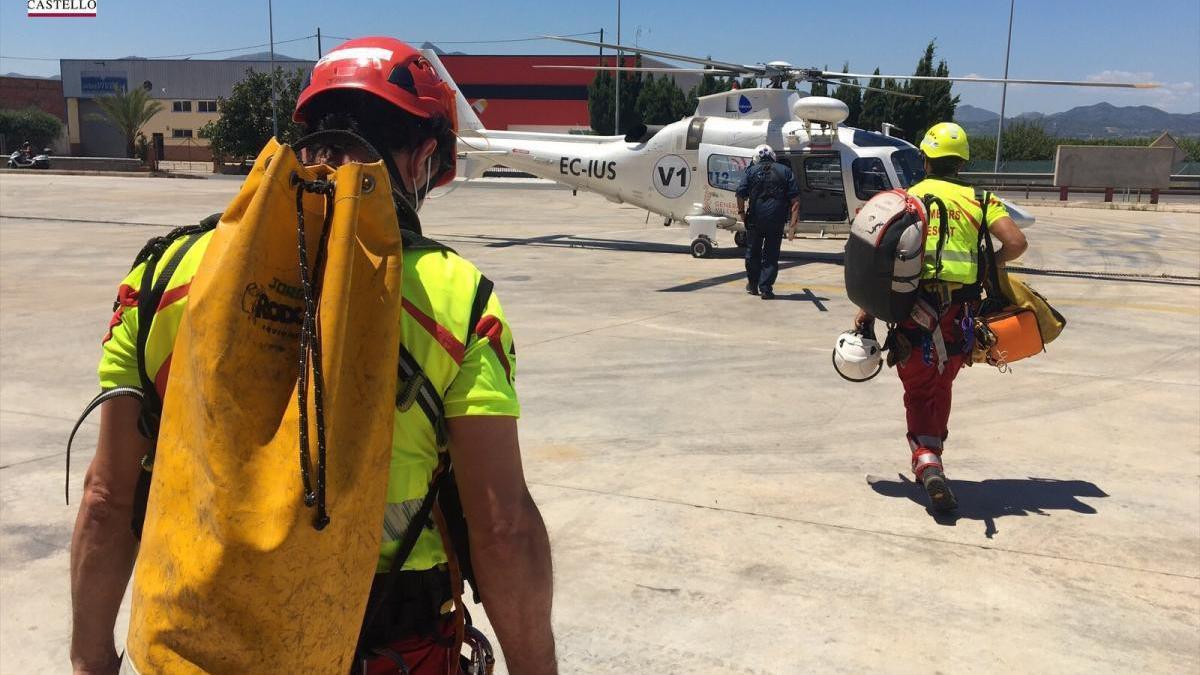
[920,122,970,160]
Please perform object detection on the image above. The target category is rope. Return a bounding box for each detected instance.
[1007,265,1200,284]
[293,175,335,531]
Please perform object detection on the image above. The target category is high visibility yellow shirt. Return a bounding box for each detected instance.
[907,177,1011,285]
[98,229,520,573]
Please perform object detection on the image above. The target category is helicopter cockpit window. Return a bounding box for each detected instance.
[891,148,926,188]
[851,157,891,200]
[707,154,752,191]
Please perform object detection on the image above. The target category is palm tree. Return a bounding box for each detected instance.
[92,88,163,158]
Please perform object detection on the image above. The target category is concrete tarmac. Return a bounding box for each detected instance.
[1,174,1198,673]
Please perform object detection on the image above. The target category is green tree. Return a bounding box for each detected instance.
[982,121,1057,161]
[685,67,734,113]
[91,87,163,158]
[588,69,615,134]
[968,133,997,162]
[201,67,306,160]
[738,76,759,90]
[858,68,887,133]
[882,78,904,131]
[618,58,645,134]
[0,107,63,150]
[831,63,863,127]
[809,67,830,96]
[635,74,689,125]
[892,41,959,142]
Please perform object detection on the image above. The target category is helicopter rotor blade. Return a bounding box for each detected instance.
[534,65,741,75]
[543,35,762,75]
[812,77,922,99]
[828,72,1159,88]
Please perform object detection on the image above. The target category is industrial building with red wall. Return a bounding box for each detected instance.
[439,54,642,132]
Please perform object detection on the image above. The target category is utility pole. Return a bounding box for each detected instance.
[268,0,278,139]
[317,27,322,58]
[615,0,621,135]
[993,0,1015,173]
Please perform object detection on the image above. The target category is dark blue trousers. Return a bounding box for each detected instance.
[745,224,784,292]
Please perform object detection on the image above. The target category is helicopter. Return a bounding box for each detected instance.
[429,38,1156,258]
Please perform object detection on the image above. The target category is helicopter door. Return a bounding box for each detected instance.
[792,153,849,225]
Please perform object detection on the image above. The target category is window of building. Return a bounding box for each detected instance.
[198,100,218,113]
[172,100,192,112]
[706,154,752,191]
[172,129,194,138]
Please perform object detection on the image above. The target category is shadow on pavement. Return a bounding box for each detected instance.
[866,474,1108,539]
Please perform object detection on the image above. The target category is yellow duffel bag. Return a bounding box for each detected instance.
[125,138,402,674]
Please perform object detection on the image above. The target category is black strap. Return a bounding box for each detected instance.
[976,189,1006,313]
[396,345,447,448]
[133,232,204,439]
[128,214,220,271]
[64,387,144,505]
[360,453,449,653]
[400,228,455,253]
[465,275,494,344]
[127,227,209,538]
[922,194,951,282]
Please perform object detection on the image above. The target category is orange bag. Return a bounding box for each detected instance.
[975,307,1044,367]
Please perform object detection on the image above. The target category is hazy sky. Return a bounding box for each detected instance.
[2,0,1197,114]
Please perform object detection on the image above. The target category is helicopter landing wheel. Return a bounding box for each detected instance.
[733,230,747,248]
[690,236,714,259]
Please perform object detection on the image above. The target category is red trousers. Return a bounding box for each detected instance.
[360,618,457,675]
[896,303,968,459]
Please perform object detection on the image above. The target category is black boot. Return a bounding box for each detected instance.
[921,467,958,513]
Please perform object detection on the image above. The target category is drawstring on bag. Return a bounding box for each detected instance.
[293,174,336,530]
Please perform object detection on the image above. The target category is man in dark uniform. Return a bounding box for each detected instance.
[736,145,800,299]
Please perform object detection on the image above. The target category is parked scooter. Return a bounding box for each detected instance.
[7,148,51,169]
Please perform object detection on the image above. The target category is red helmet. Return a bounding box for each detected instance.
[294,36,458,185]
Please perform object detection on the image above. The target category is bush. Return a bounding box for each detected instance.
[971,127,1200,163]
[0,107,63,150]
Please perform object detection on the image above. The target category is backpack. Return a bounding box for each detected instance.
[845,189,929,322]
[843,189,950,323]
[747,162,787,223]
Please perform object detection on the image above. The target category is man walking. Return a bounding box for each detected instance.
[70,37,557,675]
[737,144,800,299]
[857,122,1027,511]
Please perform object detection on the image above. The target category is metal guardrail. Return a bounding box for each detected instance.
[962,172,1200,192]
[964,172,1200,184]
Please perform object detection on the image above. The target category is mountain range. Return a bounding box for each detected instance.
[955,103,1200,139]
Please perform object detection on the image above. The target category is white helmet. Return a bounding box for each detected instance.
[832,330,883,382]
[754,144,775,163]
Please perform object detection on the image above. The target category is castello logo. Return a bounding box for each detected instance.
[27,0,97,18]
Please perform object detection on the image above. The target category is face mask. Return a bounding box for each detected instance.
[396,154,434,213]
